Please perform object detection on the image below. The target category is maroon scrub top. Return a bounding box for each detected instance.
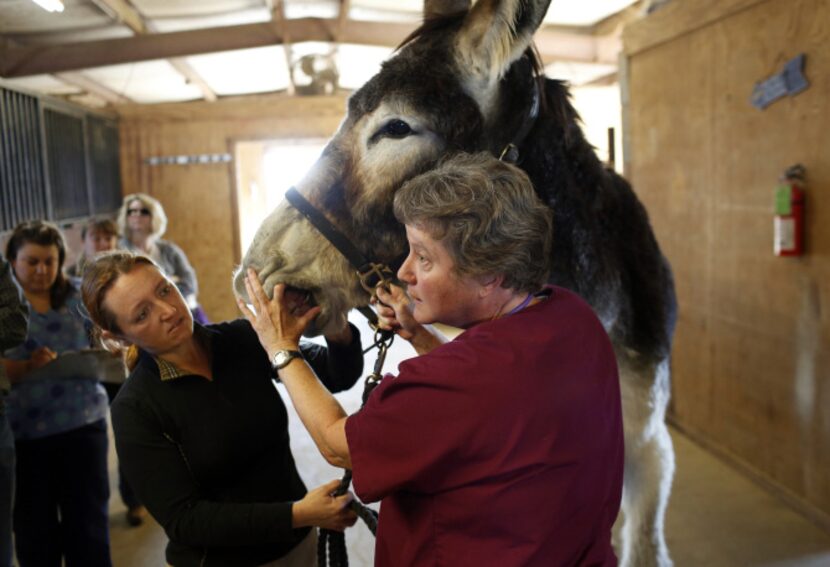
[346,286,624,566]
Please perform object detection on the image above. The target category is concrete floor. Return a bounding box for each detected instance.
[105,428,830,567]
[103,316,830,566]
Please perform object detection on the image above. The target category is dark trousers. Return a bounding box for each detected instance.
[0,408,14,567]
[13,419,112,567]
[102,382,141,509]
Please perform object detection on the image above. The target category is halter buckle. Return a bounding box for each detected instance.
[357,262,395,298]
[499,143,519,163]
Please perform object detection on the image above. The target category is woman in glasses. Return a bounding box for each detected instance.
[116,194,208,324]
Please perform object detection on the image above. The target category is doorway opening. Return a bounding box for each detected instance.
[234,138,327,258]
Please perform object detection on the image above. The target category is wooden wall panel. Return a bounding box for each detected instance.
[625,0,830,524]
[118,93,349,322]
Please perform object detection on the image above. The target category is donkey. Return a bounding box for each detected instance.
[234,1,676,565]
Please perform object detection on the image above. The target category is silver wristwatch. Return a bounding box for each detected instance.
[271,349,302,370]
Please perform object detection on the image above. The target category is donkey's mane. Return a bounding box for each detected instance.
[397,12,467,50]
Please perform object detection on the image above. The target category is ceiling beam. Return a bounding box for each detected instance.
[0,19,321,78]
[89,0,217,102]
[337,0,351,40]
[591,0,645,36]
[54,71,134,104]
[142,21,218,101]
[167,58,218,101]
[271,0,296,95]
[89,0,147,34]
[92,0,149,35]
[0,35,134,105]
[578,71,619,87]
[0,18,614,79]
[535,27,619,66]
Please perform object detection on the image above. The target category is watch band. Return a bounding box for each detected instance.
[272,349,302,370]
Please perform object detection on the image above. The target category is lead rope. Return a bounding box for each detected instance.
[318,327,394,566]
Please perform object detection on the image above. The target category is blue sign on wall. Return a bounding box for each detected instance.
[750,53,809,110]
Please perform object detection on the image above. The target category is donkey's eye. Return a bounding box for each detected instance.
[382,119,412,138]
[368,118,415,146]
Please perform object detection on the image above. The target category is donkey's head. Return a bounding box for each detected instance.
[234,0,553,336]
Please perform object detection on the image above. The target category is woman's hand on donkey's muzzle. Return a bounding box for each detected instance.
[237,268,322,355]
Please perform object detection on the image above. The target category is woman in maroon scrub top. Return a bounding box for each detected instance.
[240,152,624,567]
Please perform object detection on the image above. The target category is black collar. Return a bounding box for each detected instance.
[284,188,396,328]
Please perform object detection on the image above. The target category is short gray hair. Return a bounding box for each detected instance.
[393,152,552,293]
[117,193,168,240]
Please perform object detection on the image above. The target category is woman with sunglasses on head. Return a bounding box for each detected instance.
[81,252,362,567]
[117,193,209,324]
[1,220,112,567]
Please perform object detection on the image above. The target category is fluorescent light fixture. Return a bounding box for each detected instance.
[30,0,64,13]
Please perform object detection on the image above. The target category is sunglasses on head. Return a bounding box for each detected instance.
[128,208,152,217]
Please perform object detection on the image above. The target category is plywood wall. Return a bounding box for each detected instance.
[624,0,830,524]
[117,93,349,322]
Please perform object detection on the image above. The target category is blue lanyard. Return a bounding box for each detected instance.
[506,293,533,316]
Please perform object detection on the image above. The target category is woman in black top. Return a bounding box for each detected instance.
[81,252,360,567]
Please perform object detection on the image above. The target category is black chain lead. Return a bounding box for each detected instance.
[319,328,392,565]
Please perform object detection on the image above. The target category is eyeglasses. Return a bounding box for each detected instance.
[127,208,152,217]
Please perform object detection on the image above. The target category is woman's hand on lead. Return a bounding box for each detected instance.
[374,284,419,341]
[292,479,357,532]
[237,268,320,354]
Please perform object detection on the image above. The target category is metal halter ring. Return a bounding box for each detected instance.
[357,262,395,299]
[499,143,519,163]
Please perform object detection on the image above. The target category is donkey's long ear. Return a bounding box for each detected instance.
[425,0,471,19]
[453,0,551,108]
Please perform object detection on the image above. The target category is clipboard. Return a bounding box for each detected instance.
[24,349,126,384]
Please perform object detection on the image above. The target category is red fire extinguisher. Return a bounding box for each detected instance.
[774,164,806,256]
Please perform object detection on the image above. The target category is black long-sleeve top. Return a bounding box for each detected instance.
[0,255,28,399]
[111,319,363,567]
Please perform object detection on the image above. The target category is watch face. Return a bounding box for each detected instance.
[274,350,300,369]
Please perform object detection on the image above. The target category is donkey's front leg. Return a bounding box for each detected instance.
[618,355,675,567]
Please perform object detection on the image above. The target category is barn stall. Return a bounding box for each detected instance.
[1,0,829,565]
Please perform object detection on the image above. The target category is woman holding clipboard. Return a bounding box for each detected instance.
[1,220,112,567]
